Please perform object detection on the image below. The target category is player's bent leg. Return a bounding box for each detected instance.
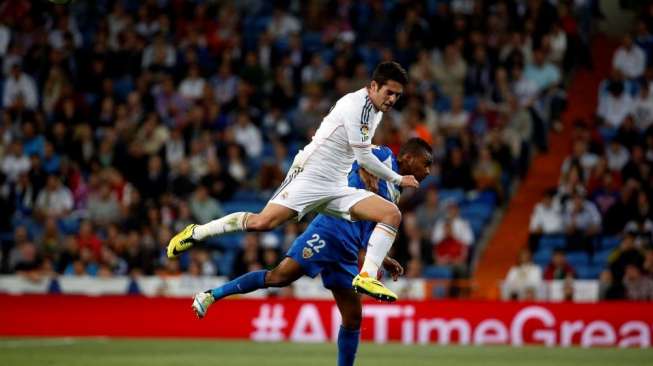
[332,288,362,366]
[264,257,305,287]
[168,203,296,258]
[349,196,400,301]
[192,258,305,319]
[245,203,297,232]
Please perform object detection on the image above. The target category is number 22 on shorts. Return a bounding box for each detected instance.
[302,234,326,259]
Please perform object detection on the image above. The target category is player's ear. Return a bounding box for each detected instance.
[370,80,378,92]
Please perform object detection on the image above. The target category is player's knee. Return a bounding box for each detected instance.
[247,214,276,231]
[341,312,362,330]
[381,206,401,228]
[265,268,293,287]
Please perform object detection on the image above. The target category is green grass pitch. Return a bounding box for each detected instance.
[1,338,650,366]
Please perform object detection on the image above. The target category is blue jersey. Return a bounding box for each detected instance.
[285,146,400,289]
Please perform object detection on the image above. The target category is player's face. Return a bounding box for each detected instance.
[370,80,403,112]
[406,151,433,182]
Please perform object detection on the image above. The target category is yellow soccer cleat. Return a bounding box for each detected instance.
[167,224,198,258]
[352,273,398,302]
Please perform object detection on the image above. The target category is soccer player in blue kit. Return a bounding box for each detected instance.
[191,138,432,366]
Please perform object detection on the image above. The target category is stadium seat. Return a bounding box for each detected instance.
[438,189,465,205]
[575,265,603,279]
[593,249,614,266]
[533,249,553,267]
[565,252,590,266]
[600,236,621,250]
[221,200,266,215]
[459,202,493,222]
[216,234,244,250]
[422,265,453,279]
[538,235,566,251]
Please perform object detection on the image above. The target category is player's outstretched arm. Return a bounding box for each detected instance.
[358,167,379,193]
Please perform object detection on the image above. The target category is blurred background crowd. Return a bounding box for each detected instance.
[3,0,638,300]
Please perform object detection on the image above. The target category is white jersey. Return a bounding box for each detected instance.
[292,88,382,185]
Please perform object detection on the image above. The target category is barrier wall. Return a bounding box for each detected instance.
[1,295,651,348]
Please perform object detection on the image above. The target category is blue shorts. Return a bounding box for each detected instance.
[286,222,360,289]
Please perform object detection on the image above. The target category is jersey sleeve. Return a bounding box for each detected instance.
[343,96,374,146]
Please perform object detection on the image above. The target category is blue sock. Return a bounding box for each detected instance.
[337,326,360,366]
[210,270,267,300]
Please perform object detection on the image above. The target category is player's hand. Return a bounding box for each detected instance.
[399,175,419,188]
[359,167,379,193]
[382,256,404,281]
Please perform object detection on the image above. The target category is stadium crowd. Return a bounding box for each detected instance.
[508,2,653,301]
[0,0,590,291]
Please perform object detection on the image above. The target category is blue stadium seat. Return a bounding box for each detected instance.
[438,189,465,205]
[538,235,566,250]
[231,189,263,202]
[575,265,603,279]
[215,249,238,277]
[215,234,244,250]
[463,96,478,112]
[422,265,453,279]
[221,200,266,214]
[565,252,590,266]
[533,249,553,267]
[459,202,493,222]
[601,236,621,250]
[593,249,614,266]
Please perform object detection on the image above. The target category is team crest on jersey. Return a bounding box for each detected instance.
[360,125,369,141]
[302,247,314,259]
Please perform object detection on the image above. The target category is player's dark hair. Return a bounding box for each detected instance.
[372,61,408,87]
[399,138,432,157]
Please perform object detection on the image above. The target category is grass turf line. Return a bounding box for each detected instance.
[1,338,650,366]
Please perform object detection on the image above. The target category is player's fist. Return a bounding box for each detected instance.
[382,256,404,281]
[399,175,419,188]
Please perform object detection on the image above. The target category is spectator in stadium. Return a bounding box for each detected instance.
[612,34,646,80]
[632,81,653,131]
[563,190,601,254]
[528,188,563,252]
[1,140,30,183]
[504,248,543,300]
[609,232,645,283]
[605,140,630,172]
[623,264,653,300]
[87,180,121,228]
[561,139,599,180]
[34,174,73,222]
[472,146,502,198]
[415,188,444,241]
[2,62,38,110]
[440,146,474,191]
[596,79,633,130]
[432,43,467,98]
[188,185,224,226]
[431,201,473,266]
[543,249,576,280]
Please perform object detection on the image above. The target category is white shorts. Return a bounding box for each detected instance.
[268,167,375,221]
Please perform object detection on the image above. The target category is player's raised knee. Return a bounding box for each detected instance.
[382,206,402,227]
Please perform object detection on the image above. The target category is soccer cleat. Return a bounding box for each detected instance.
[191,292,215,319]
[167,224,198,258]
[352,273,398,302]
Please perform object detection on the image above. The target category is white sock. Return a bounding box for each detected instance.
[360,223,397,278]
[192,212,251,240]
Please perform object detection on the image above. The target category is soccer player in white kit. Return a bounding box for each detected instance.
[167,61,418,301]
